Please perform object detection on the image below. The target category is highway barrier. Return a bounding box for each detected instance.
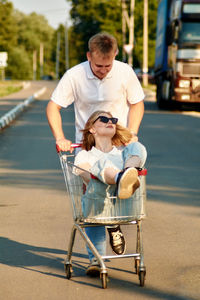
[0,86,46,130]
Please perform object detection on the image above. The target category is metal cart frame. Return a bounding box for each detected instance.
[57,146,147,289]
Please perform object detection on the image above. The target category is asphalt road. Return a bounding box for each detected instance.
[0,82,200,300]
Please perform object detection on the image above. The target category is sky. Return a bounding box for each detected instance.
[11,0,71,29]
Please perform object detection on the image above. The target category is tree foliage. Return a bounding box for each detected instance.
[0,0,158,79]
[0,0,54,79]
[67,0,122,65]
[66,0,158,68]
[133,0,158,68]
[6,47,33,79]
[0,0,17,51]
[14,11,54,78]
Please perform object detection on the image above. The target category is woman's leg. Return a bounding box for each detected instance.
[85,226,106,261]
[122,142,147,168]
[90,152,123,184]
[103,167,120,184]
[115,142,147,199]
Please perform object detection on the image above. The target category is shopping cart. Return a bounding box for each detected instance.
[57,144,147,289]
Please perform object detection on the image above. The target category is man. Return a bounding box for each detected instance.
[46,32,145,276]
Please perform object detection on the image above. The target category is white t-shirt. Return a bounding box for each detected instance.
[51,60,144,143]
[74,146,123,168]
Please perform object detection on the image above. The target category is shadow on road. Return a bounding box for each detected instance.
[0,236,191,299]
[0,236,87,279]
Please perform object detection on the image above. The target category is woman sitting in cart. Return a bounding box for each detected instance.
[74,110,147,276]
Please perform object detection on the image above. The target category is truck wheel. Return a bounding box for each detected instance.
[156,78,166,109]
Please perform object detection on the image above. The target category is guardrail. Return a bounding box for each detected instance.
[0,87,46,130]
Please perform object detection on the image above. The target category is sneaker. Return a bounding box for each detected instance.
[116,167,140,199]
[86,258,100,277]
[107,225,126,255]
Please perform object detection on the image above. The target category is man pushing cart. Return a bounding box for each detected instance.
[46,33,147,289]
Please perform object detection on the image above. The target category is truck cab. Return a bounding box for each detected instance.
[155,0,200,108]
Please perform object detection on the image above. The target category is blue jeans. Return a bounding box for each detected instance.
[85,226,106,261]
[84,142,147,261]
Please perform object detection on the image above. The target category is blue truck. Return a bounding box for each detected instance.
[154,0,200,108]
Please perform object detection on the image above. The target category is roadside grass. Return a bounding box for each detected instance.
[0,81,23,97]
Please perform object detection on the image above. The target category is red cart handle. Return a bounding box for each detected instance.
[56,143,82,153]
[138,168,147,176]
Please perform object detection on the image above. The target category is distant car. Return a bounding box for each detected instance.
[134,68,142,77]
[134,68,155,84]
[42,75,53,80]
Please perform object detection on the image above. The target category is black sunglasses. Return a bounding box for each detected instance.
[93,115,118,125]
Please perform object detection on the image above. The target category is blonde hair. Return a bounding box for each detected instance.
[81,110,132,151]
[88,32,118,56]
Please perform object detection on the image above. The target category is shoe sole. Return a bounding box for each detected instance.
[118,168,140,199]
[111,242,126,255]
[86,265,100,277]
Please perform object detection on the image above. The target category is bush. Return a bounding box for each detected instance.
[6,47,32,80]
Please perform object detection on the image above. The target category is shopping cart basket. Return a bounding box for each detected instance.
[57,144,147,289]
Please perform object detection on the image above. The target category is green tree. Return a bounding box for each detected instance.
[15,12,54,51]
[0,0,17,51]
[1,7,55,79]
[67,0,122,65]
[148,0,158,68]
[6,47,32,79]
[133,0,158,68]
[66,0,158,69]
[0,0,55,79]
[14,11,54,79]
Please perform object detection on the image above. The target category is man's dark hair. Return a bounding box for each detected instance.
[88,32,118,55]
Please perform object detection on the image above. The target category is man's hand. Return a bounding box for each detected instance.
[129,134,138,143]
[56,138,74,153]
[125,133,138,145]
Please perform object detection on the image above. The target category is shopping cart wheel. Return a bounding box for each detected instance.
[100,272,108,289]
[139,269,146,287]
[135,259,140,274]
[65,263,72,279]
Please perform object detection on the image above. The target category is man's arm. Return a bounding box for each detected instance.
[46,100,73,152]
[127,101,144,142]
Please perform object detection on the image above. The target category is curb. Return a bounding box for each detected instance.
[0,86,46,130]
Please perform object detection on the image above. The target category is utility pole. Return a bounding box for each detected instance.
[121,0,135,66]
[40,43,44,79]
[65,22,69,70]
[128,0,135,66]
[143,0,148,86]
[56,31,60,80]
[122,0,127,62]
[33,50,37,80]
